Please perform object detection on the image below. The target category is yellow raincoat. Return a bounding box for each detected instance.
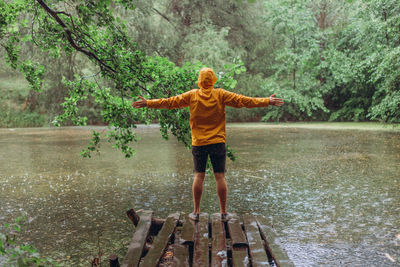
[147,68,269,146]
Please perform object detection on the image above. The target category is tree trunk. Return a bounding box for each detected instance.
[383,10,389,45]
[22,91,38,112]
[317,2,327,84]
[292,32,296,91]
[292,0,296,91]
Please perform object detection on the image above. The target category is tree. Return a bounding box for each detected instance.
[364,0,400,123]
[262,0,333,121]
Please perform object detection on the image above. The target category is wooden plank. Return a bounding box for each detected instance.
[180,213,195,245]
[227,214,248,248]
[139,213,180,267]
[256,216,294,267]
[172,218,190,267]
[231,246,249,267]
[193,213,209,267]
[211,213,227,266]
[242,214,270,267]
[227,215,249,267]
[122,210,153,267]
[173,242,190,267]
[173,213,191,267]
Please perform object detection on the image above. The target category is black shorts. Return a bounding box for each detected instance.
[192,143,226,173]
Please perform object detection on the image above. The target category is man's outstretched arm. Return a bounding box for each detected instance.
[132,91,192,109]
[222,90,284,108]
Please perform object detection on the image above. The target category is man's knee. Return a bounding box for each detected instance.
[214,172,225,181]
[194,172,206,181]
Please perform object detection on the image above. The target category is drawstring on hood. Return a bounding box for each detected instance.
[198,68,217,90]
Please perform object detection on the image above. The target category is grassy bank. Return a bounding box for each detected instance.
[0,75,47,127]
[0,109,47,128]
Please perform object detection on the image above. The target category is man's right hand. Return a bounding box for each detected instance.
[132,96,147,108]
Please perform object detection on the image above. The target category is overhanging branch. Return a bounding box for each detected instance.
[35,0,116,73]
[35,0,160,99]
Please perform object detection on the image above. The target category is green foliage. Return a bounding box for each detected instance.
[369,90,400,123]
[261,0,333,121]
[180,23,240,72]
[0,215,57,266]
[81,130,101,158]
[368,45,400,123]
[19,60,45,92]
[261,0,400,123]
[216,58,247,90]
[323,0,400,122]
[226,145,236,162]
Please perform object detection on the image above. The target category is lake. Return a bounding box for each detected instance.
[0,123,399,266]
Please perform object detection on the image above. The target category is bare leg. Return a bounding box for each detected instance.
[214,172,227,214]
[192,172,205,214]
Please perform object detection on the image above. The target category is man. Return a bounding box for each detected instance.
[132,67,283,221]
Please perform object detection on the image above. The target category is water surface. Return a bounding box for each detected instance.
[0,124,399,266]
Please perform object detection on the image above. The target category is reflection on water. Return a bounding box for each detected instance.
[0,124,399,266]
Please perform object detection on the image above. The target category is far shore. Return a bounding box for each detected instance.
[227,121,400,131]
[1,121,399,132]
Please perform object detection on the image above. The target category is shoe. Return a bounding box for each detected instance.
[189,212,200,221]
[221,213,233,222]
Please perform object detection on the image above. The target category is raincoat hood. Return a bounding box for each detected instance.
[198,67,217,90]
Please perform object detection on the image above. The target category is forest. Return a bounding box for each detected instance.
[0,0,399,155]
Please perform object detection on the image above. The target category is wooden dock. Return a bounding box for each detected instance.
[115,209,294,267]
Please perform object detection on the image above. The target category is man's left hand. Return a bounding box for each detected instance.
[269,93,284,107]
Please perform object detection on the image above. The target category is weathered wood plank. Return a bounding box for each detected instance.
[227,214,248,248]
[228,214,249,267]
[193,213,209,267]
[172,218,190,267]
[180,213,195,245]
[122,210,153,267]
[173,245,190,267]
[231,246,249,267]
[256,216,294,267]
[242,214,270,267]
[139,213,180,267]
[211,213,227,266]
